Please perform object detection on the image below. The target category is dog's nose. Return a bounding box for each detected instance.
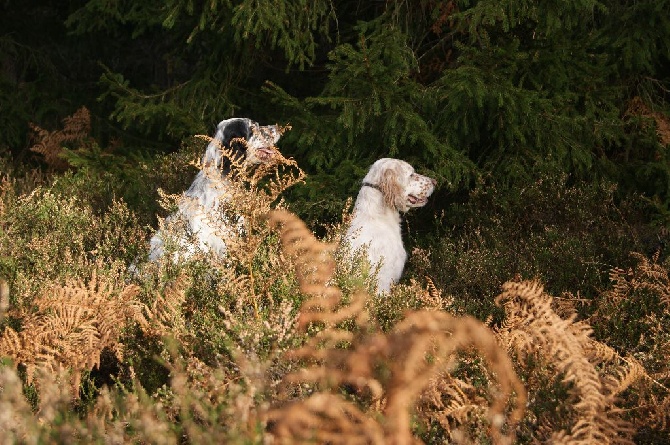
[431,178,437,186]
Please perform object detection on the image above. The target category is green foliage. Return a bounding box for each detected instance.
[231,0,335,69]
[260,0,669,224]
[98,68,211,142]
[446,0,670,188]
[0,34,71,151]
[160,0,335,68]
[65,0,165,37]
[265,17,476,222]
[600,0,670,75]
[456,0,608,38]
[416,172,658,320]
[0,185,146,300]
[269,18,476,170]
[29,129,208,232]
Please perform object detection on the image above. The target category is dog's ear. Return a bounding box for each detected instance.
[221,118,253,154]
[202,118,254,171]
[379,165,403,210]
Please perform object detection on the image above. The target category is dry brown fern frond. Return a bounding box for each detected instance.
[268,208,374,387]
[268,209,378,398]
[268,209,340,303]
[646,391,670,431]
[418,370,488,439]
[266,393,386,445]
[274,308,526,445]
[29,106,92,171]
[0,271,145,395]
[496,280,639,444]
[626,96,670,146]
[626,252,670,306]
[140,273,189,341]
[386,311,527,444]
[418,275,453,311]
[267,210,526,445]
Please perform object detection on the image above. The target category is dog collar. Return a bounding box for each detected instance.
[362,181,381,191]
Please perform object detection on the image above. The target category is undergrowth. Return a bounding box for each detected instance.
[0,112,668,443]
[417,172,660,321]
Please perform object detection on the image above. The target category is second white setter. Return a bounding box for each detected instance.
[342,158,436,293]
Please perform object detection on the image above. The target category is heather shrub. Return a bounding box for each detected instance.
[417,173,657,320]
[0,185,146,302]
[588,253,670,442]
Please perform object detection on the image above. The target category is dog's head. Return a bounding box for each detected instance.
[363,158,436,212]
[203,118,281,171]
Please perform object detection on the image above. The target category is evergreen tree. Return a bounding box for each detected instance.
[1,0,669,221]
[270,0,670,219]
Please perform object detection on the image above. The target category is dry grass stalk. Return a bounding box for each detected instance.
[0,366,37,441]
[418,368,489,440]
[139,273,189,341]
[419,275,453,311]
[0,173,9,217]
[0,279,8,319]
[606,251,670,308]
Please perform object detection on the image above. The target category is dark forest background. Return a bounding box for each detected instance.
[2,0,669,217]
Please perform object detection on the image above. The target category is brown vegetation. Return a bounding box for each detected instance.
[29,106,93,171]
[0,132,669,444]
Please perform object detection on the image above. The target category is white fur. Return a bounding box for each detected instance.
[342,158,436,293]
[148,118,281,262]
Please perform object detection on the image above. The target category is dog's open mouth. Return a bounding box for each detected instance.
[256,147,276,162]
[407,194,427,206]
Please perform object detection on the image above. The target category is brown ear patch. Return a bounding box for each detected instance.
[380,167,402,209]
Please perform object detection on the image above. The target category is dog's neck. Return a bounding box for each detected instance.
[354,182,402,224]
[362,181,381,192]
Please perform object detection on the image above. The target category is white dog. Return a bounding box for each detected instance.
[342,158,436,293]
[148,117,281,262]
